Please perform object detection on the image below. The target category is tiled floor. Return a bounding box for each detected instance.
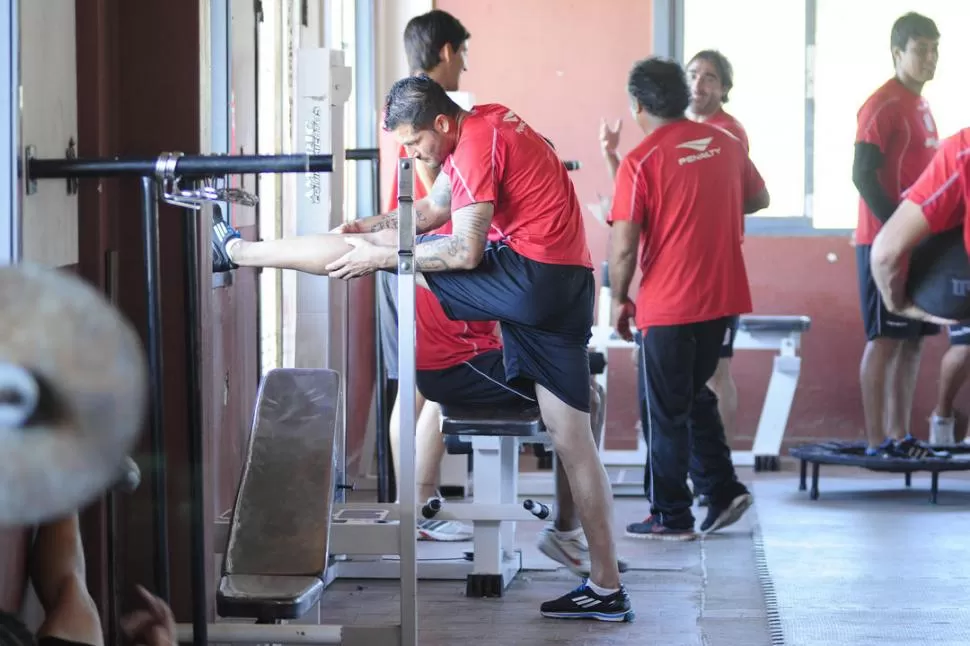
[235,463,970,645]
[312,483,771,645]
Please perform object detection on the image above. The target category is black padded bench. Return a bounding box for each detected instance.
[217,368,342,624]
[738,315,812,334]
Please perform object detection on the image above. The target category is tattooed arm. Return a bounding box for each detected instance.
[415,201,495,271]
[348,172,454,233]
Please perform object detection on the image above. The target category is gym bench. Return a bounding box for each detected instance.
[176,368,401,645]
[328,401,551,598]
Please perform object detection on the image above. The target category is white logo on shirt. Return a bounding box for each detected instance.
[676,137,721,165]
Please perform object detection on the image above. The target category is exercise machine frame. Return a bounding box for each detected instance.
[27,148,418,645]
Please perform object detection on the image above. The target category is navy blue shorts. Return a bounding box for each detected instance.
[719,315,740,358]
[418,238,595,413]
[417,349,536,407]
[948,325,970,346]
[855,245,939,340]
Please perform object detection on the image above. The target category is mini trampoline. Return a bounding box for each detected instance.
[789,441,970,504]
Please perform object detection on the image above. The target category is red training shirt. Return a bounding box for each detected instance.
[704,108,749,153]
[903,128,970,255]
[855,77,939,245]
[441,104,592,268]
[386,142,502,371]
[608,120,762,330]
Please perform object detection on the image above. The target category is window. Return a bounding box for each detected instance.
[813,0,970,229]
[683,0,806,219]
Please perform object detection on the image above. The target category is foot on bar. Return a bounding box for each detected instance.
[540,579,634,622]
[212,210,241,273]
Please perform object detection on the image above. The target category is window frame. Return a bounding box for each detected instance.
[656,0,851,237]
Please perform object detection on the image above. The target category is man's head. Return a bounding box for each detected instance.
[686,50,733,118]
[403,10,470,92]
[891,12,939,86]
[627,57,690,134]
[384,75,464,169]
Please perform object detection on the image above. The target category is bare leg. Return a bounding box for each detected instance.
[389,389,427,503]
[227,230,397,274]
[536,385,620,589]
[860,338,901,448]
[886,337,923,439]
[414,401,444,501]
[935,345,970,418]
[553,383,603,533]
[707,358,738,439]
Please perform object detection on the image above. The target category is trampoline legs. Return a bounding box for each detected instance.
[799,460,807,491]
[904,472,912,488]
[810,462,820,500]
[930,472,939,505]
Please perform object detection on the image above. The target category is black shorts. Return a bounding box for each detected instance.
[417,349,536,407]
[948,325,970,346]
[419,238,595,412]
[855,244,939,341]
[719,315,740,358]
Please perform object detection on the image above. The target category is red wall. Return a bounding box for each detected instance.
[434,0,959,450]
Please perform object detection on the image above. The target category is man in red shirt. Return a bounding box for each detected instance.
[599,49,749,509]
[871,128,970,443]
[608,57,769,541]
[211,77,632,621]
[853,12,945,458]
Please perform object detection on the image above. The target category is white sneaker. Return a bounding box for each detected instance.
[417,520,473,542]
[536,526,630,578]
[929,415,955,445]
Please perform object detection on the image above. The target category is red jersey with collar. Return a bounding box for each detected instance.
[441,103,592,268]
[903,128,970,255]
[855,78,939,245]
[608,120,763,329]
[386,142,502,371]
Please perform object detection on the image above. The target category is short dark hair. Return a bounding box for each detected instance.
[687,49,734,103]
[403,10,470,73]
[383,75,463,132]
[627,57,690,120]
[891,12,940,52]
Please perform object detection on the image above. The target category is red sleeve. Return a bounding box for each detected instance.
[607,153,649,225]
[447,127,500,211]
[855,97,898,152]
[742,154,766,202]
[904,141,964,233]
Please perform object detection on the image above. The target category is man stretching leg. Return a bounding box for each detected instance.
[212,76,630,621]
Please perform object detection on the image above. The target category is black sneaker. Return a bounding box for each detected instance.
[697,494,711,507]
[539,580,635,622]
[700,491,753,534]
[625,515,695,541]
[212,210,241,273]
[894,434,950,459]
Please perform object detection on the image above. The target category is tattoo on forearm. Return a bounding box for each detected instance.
[367,210,399,232]
[415,203,495,272]
[415,236,471,271]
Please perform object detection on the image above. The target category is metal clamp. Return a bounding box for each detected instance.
[155,152,202,210]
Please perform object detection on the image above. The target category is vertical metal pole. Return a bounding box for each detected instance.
[0,0,19,264]
[181,206,208,646]
[396,158,417,646]
[139,176,170,602]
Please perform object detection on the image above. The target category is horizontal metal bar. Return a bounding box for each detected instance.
[346,147,379,161]
[27,153,333,179]
[333,502,543,523]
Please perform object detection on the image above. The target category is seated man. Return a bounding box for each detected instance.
[211,76,630,621]
[608,57,767,540]
[871,127,970,337]
[1,513,175,646]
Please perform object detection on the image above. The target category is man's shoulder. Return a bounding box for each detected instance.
[858,79,904,119]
